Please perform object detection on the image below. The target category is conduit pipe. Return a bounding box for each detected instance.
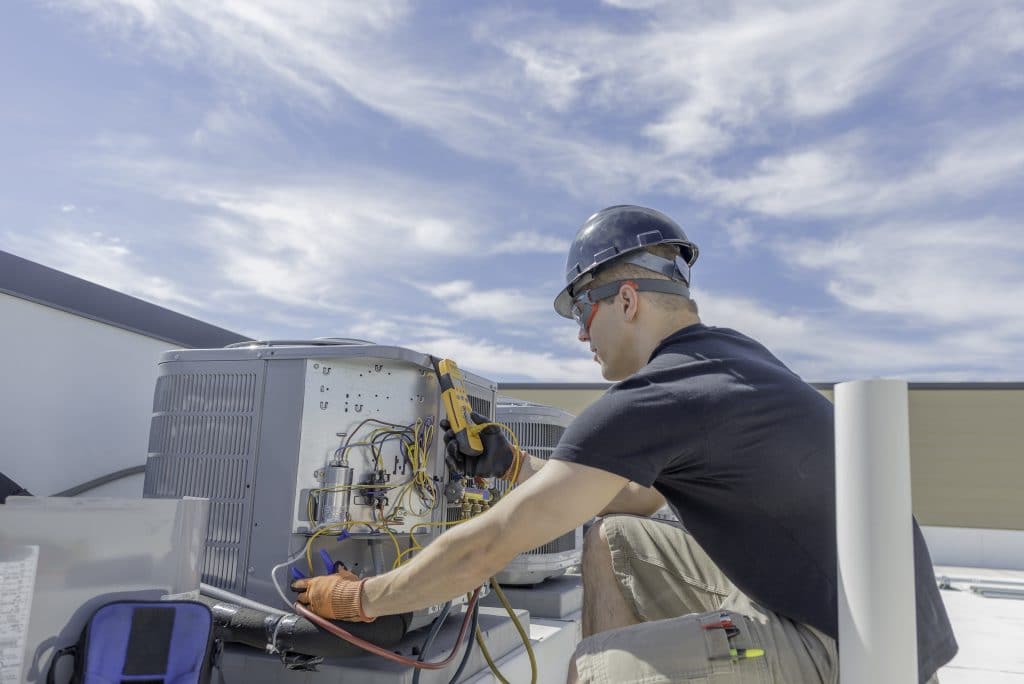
[835,379,917,683]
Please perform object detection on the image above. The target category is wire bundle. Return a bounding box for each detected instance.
[278,415,538,682]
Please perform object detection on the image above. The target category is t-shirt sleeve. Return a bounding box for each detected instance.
[550,375,697,487]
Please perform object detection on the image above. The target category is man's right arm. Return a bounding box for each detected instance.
[512,454,665,517]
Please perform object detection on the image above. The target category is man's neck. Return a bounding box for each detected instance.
[632,313,701,368]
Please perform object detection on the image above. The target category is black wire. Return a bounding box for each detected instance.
[448,600,480,684]
[338,418,412,461]
[371,429,410,469]
[411,601,452,684]
[52,465,145,497]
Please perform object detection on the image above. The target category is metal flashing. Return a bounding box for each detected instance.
[0,250,248,349]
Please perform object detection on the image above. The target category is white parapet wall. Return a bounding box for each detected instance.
[922,526,1024,571]
[0,293,171,497]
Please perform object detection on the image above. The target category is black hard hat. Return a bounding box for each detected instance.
[553,205,699,318]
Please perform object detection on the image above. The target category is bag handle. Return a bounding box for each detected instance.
[46,645,77,684]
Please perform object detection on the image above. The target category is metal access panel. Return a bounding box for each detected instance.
[494,398,583,585]
[143,342,496,612]
[292,356,447,534]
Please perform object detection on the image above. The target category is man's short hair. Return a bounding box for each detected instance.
[590,245,699,315]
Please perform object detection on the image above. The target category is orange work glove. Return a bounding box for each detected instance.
[291,567,375,622]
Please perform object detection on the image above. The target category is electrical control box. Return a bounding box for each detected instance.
[292,355,452,535]
[143,341,496,627]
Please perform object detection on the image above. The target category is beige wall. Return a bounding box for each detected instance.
[499,385,1024,531]
[499,387,608,417]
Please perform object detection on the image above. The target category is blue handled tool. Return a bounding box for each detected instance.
[319,549,335,575]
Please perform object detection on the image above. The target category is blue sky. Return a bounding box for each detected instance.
[2,1,1022,382]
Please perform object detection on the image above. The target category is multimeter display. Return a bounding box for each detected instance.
[432,357,484,457]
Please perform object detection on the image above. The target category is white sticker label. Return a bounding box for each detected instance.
[0,546,38,684]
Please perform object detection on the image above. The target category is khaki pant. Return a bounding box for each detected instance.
[575,516,940,684]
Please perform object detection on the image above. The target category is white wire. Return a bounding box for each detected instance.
[271,546,310,610]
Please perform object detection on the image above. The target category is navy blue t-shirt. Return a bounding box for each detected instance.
[551,323,957,682]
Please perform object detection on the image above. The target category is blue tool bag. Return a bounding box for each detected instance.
[47,600,216,684]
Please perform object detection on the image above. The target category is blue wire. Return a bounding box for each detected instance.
[411,601,452,684]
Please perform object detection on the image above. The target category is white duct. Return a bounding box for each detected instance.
[835,379,917,683]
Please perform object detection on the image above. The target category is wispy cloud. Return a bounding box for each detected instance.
[8,0,1021,384]
[696,288,1022,381]
[54,0,1022,202]
[786,218,1024,326]
[343,309,602,381]
[706,122,1024,218]
[5,230,198,310]
[491,231,570,255]
[424,280,551,322]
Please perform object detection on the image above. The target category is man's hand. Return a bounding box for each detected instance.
[440,411,518,479]
[291,567,375,622]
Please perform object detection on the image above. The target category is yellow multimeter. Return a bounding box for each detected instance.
[431,357,484,457]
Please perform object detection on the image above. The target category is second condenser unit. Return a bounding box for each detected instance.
[493,397,582,585]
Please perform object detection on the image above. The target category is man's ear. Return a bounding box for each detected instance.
[619,282,640,321]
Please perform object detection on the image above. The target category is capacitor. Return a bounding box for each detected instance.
[318,464,354,526]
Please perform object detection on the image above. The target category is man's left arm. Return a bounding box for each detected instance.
[356,460,626,618]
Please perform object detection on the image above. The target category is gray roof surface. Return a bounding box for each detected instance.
[935,566,1024,683]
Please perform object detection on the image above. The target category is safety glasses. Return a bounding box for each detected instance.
[570,280,635,334]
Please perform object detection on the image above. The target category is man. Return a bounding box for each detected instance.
[294,205,958,683]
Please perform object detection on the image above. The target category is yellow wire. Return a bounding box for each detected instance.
[304,520,402,575]
[475,626,511,684]
[490,577,537,684]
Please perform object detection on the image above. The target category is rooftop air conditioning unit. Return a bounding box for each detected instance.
[493,397,581,585]
[142,340,496,633]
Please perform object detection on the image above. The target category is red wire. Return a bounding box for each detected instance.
[292,587,481,669]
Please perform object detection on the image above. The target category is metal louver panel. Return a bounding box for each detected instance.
[468,394,492,418]
[446,503,464,525]
[503,421,565,459]
[530,531,578,555]
[148,415,252,455]
[145,369,259,591]
[494,400,581,582]
[144,454,248,500]
[153,372,257,413]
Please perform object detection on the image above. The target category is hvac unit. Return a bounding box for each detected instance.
[493,397,581,585]
[142,340,496,634]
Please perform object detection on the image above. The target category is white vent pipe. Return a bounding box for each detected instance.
[835,379,917,683]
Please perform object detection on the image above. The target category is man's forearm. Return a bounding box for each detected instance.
[510,451,546,485]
